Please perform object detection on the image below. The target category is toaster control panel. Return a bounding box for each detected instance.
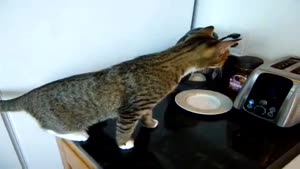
[244,99,278,119]
[243,73,293,120]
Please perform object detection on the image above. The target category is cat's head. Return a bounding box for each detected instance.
[180,26,241,69]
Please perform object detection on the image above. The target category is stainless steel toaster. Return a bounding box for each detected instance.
[234,56,300,127]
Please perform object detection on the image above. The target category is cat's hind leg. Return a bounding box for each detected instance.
[46,130,89,142]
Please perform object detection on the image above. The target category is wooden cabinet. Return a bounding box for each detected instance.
[56,139,100,169]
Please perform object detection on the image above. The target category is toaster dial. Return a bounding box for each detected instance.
[254,106,266,115]
[243,73,293,120]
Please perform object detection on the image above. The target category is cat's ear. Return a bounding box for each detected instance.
[216,39,241,55]
[200,26,215,38]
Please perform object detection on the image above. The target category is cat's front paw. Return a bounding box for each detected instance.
[143,119,159,128]
[118,139,134,150]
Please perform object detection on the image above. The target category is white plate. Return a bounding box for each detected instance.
[175,89,233,115]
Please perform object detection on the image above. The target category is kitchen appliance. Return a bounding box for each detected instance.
[234,56,300,127]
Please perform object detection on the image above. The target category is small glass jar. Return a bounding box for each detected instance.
[229,56,264,92]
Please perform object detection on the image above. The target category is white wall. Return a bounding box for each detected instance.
[0,1,194,169]
[0,0,194,91]
[194,0,300,61]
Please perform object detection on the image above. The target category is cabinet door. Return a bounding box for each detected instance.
[0,115,22,169]
[57,139,100,169]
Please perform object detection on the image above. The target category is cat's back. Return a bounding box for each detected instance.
[22,55,163,112]
[22,68,122,108]
[28,70,104,95]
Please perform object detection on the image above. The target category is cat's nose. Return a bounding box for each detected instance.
[206,26,214,30]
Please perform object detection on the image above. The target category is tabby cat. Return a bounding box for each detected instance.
[0,26,240,149]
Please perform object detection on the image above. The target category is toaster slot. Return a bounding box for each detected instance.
[291,66,300,75]
[271,58,299,70]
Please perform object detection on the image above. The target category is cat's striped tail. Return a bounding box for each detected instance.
[0,91,24,112]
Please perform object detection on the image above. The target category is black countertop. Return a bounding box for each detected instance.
[76,79,300,169]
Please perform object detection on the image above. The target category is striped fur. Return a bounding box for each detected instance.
[0,26,240,148]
